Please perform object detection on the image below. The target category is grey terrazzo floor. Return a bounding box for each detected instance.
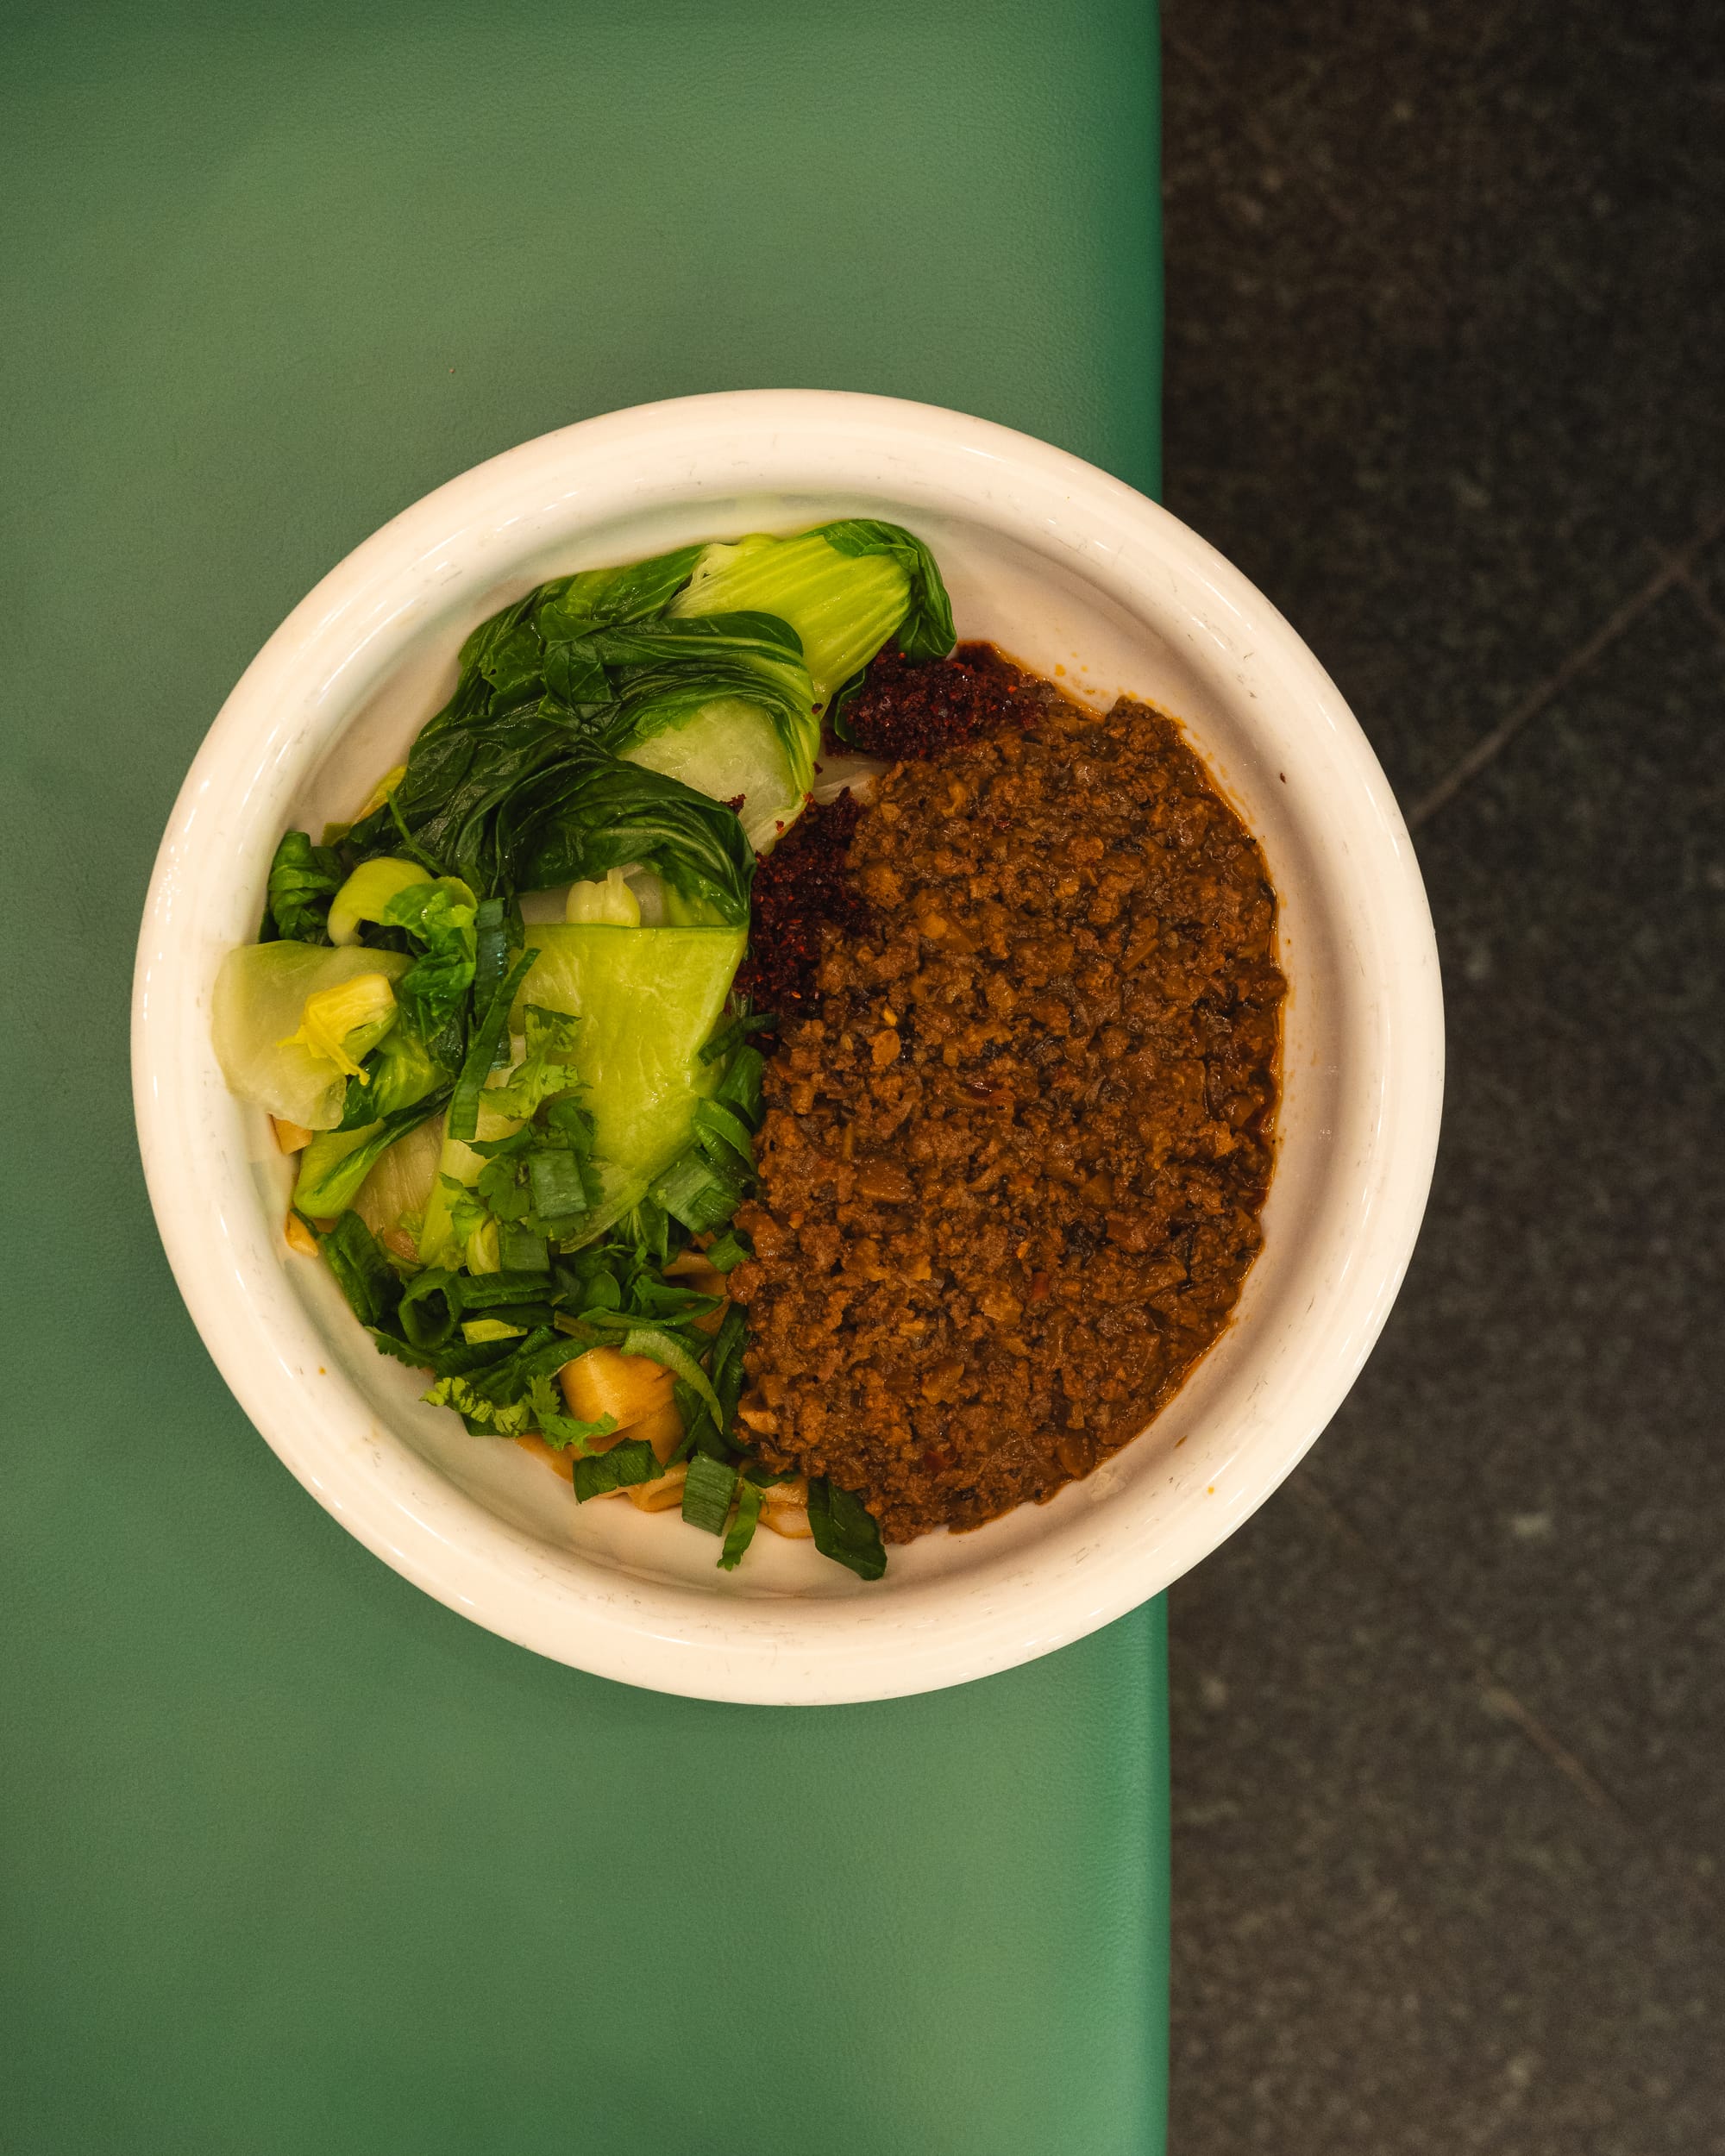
[1159,3,1725,2150]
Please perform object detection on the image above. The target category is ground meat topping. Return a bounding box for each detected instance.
[729,669,1284,1544]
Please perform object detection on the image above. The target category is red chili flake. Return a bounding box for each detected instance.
[734,792,867,1025]
[839,641,1045,760]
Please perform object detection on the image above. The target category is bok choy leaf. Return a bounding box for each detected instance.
[510,924,744,1239]
[212,943,412,1129]
[263,830,342,943]
[509,749,754,922]
[292,1092,451,1219]
[813,520,957,661]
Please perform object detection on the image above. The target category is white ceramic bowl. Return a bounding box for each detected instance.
[134,391,1442,1704]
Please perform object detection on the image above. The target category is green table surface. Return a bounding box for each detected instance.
[3,4,1167,2149]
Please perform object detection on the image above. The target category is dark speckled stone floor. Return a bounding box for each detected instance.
[1159,4,1725,2148]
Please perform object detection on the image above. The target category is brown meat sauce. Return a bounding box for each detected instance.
[729,661,1284,1543]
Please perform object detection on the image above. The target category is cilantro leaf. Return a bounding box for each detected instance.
[423,1371,536,1437]
[486,1004,585,1119]
[525,1373,617,1454]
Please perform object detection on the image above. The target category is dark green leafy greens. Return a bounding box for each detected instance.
[333,1026,442,1131]
[383,877,477,1056]
[294,1093,451,1219]
[807,1477,888,1583]
[251,523,949,1578]
[573,1438,662,1501]
[510,749,753,921]
[340,548,778,908]
[815,519,956,660]
[539,612,813,771]
[263,831,342,943]
[317,1212,401,1331]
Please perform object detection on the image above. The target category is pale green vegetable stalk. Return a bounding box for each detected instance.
[668,530,911,706]
[354,1111,445,1248]
[211,943,411,1129]
[327,856,430,946]
[625,528,913,850]
[278,971,398,1079]
[621,698,800,856]
[504,923,744,1245]
[415,1095,522,1270]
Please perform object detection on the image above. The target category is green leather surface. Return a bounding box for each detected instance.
[2,4,1167,2149]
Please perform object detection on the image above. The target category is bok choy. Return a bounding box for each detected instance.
[215,516,948,1581]
[213,943,413,1129]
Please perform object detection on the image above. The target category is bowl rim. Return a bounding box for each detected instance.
[133,388,1443,1703]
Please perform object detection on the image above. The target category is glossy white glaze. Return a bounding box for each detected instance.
[132,391,1443,1702]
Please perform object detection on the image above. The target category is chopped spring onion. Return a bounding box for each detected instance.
[398,1268,460,1351]
[691,1097,755,1169]
[573,1438,662,1501]
[448,946,538,1141]
[700,1227,754,1274]
[648,1149,743,1233]
[681,1449,738,1537]
[718,1477,765,1570]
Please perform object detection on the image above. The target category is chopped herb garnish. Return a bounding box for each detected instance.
[573,1438,662,1501]
[319,1212,402,1331]
[714,1045,767,1130]
[448,945,538,1141]
[526,1374,615,1454]
[700,1227,753,1273]
[807,1479,888,1583]
[718,1478,765,1569]
[398,1267,461,1351]
[681,1449,738,1536]
[461,1317,526,1344]
[648,1148,744,1233]
[691,1097,756,1169]
[498,1221,549,1271]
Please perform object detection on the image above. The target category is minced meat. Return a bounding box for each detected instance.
[728,668,1284,1543]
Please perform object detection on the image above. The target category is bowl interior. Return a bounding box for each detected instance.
[139,394,1439,1697]
[249,495,1333,1596]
